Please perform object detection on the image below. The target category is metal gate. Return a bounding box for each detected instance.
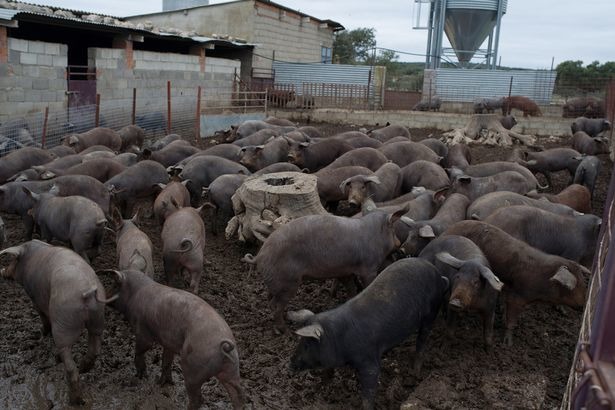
[67,65,96,107]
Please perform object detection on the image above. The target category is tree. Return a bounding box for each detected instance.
[555,60,615,96]
[333,28,376,64]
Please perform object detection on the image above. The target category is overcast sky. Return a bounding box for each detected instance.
[29,0,615,69]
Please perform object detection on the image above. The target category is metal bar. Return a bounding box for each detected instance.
[95,94,100,127]
[492,0,505,69]
[167,80,171,135]
[195,85,201,143]
[131,88,136,125]
[41,106,48,148]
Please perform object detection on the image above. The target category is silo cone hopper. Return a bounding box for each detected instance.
[441,0,507,66]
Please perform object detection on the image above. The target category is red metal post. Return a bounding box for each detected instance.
[195,85,202,143]
[41,107,49,148]
[95,94,100,127]
[132,88,136,125]
[167,81,172,135]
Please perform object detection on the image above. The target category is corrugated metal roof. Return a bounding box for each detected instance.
[432,68,556,104]
[0,8,19,20]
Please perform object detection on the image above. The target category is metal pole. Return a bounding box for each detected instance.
[131,88,136,125]
[95,94,100,127]
[41,106,49,148]
[492,0,504,70]
[507,76,513,115]
[429,78,433,108]
[167,80,172,135]
[195,85,201,143]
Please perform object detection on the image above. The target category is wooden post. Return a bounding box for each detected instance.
[131,88,136,125]
[41,107,49,148]
[167,80,172,135]
[195,85,202,143]
[95,94,100,127]
[507,76,514,115]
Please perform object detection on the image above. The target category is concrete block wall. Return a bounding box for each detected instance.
[276,109,574,137]
[90,47,240,109]
[0,38,67,123]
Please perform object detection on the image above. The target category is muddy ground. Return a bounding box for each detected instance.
[0,123,611,409]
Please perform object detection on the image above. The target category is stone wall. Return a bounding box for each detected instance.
[0,38,67,123]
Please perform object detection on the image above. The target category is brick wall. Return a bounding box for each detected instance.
[0,38,67,123]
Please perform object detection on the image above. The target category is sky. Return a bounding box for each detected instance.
[27,0,615,69]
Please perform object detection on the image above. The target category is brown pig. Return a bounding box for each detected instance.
[153,180,191,223]
[115,212,154,277]
[104,269,245,410]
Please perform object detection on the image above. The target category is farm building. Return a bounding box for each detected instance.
[126,0,344,87]
[0,1,253,136]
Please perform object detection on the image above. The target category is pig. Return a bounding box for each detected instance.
[396,193,470,256]
[287,138,354,172]
[78,145,115,155]
[400,160,450,192]
[340,162,402,205]
[484,205,601,266]
[571,117,612,137]
[319,147,389,172]
[24,189,107,262]
[200,143,242,162]
[135,112,166,135]
[104,269,245,409]
[375,187,431,207]
[445,144,471,168]
[375,191,442,221]
[419,138,448,158]
[382,136,411,145]
[0,240,113,405]
[115,213,154,277]
[499,115,518,130]
[442,220,589,345]
[113,152,138,167]
[0,180,52,237]
[153,180,191,223]
[418,235,502,348]
[573,155,602,199]
[366,124,411,142]
[36,158,127,182]
[203,174,248,234]
[332,133,383,149]
[315,166,374,208]
[47,145,75,157]
[145,133,181,151]
[238,137,290,171]
[63,127,122,153]
[501,96,542,117]
[448,170,533,201]
[253,162,303,175]
[282,130,311,143]
[81,150,116,162]
[467,191,578,220]
[572,131,610,155]
[288,258,447,409]
[177,156,250,206]
[378,141,442,167]
[231,120,294,141]
[140,141,200,167]
[241,207,408,332]
[232,128,283,147]
[473,97,504,114]
[118,124,145,151]
[105,160,169,217]
[0,146,56,183]
[526,184,592,214]
[524,148,582,186]
[562,97,604,118]
[161,205,206,294]
[448,161,545,189]
[48,175,112,217]
[412,96,441,111]
[265,116,295,126]
[297,126,323,139]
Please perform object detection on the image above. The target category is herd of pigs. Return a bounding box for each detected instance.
[0,114,611,409]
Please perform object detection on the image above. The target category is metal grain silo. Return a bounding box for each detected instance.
[414,0,507,69]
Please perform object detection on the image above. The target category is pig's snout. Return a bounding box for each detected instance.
[449,298,463,310]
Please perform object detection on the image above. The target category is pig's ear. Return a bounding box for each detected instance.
[389,205,410,224]
[299,142,310,148]
[0,245,22,259]
[254,145,265,151]
[21,187,40,201]
[155,183,167,191]
[365,175,381,185]
[40,171,56,180]
[181,179,191,186]
[68,135,79,146]
[287,309,315,324]
[550,266,577,290]
[339,177,352,194]
[435,252,464,268]
[433,186,449,202]
[479,265,504,291]
[418,225,436,238]
[170,196,181,210]
[130,210,140,224]
[295,323,324,341]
